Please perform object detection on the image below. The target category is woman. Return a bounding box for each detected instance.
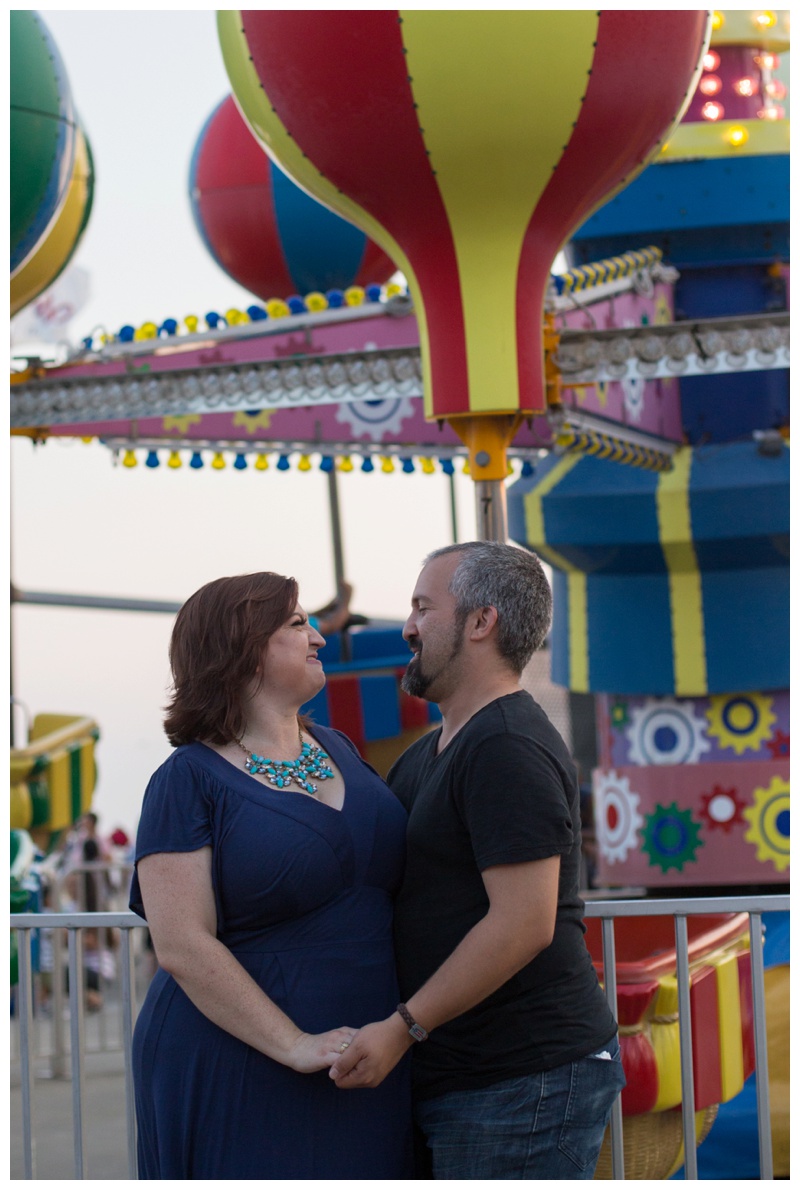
[130,572,413,1179]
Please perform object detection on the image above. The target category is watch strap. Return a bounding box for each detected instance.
[397,1002,428,1042]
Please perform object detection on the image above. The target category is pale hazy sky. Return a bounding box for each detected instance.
[10,10,491,835]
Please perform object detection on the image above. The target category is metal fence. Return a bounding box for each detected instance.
[11,893,788,1180]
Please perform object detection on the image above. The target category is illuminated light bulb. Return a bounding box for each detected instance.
[298,454,312,471]
[122,449,138,468]
[754,52,779,70]
[420,457,435,475]
[254,453,269,470]
[380,455,395,473]
[758,104,785,120]
[733,77,758,97]
[703,50,721,72]
[211,452,226,470]
[764,80,786,99]
[167,450,182,469]
[337,455,353,472]
[711,10,724,30]
[701,100,724,121]
[699,75,722,96]
[726,125,750,147]
[753,10,777,30]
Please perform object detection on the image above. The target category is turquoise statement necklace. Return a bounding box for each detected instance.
[237,728,334,796]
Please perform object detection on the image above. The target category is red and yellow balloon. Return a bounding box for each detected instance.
[219,11,710,476]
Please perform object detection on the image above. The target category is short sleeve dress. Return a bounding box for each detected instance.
[129,726,413,1180]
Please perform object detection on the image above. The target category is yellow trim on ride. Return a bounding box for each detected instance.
[658,118,789,161]
[522,453,589,691]
[656,448,708,696]
[716,953,745,1102]
[399,10,598,414]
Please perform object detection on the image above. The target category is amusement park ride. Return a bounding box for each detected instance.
[10,9,789,1179]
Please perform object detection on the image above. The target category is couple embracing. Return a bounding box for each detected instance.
[130,541,623,1180]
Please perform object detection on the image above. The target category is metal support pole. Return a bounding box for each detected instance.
[601,917,625,1180]
[67,929,87,1178]
[748,913,773,1179]
[675,914,698,1178]
[326,465,351,661]
[448,472,459,544]
[120,930,139,1178]
[474,479,508,542]
[17,928,37,1179]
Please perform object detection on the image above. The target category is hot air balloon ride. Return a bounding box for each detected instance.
[218,9,711,537]
[11,10,79,277]
[189,94,396,303]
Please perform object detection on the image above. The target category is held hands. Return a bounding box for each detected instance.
[328,1013,414,1088]
[285,1027,359,1074]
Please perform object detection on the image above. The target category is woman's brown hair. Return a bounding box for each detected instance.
[164,572,299,747]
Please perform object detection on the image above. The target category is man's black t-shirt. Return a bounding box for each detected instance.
[389,689,617,1100]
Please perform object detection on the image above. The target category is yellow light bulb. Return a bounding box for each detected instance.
[420,457,435,475]
[462,458,471,475]
[753,11,777,30]
[711,10,724,29]
[345,286,365,307]
[298,454,312,471]
[338,456,354,472]
[211,452,226,470]
[380,455,395,473]
[167,450,182,469]
[122,449,138,468]
[184,315,199,333]
[726,125,750,147]
[81,436,93,444]
[266,298,290,319]
[254,453,269,471]
[305,291,328,312]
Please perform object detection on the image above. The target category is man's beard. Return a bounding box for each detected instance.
[401,625,464,701]
[401,653,432,699]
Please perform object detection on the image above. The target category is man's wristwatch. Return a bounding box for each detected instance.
[397,1002,429,1042]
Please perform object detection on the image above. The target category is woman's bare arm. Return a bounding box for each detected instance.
[137,848,355,1072]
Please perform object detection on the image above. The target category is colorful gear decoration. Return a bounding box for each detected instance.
[233,409,274,434]
[162,414,202,434]
[767,730,790,760]
[743,777,790,873]
[594,770,643,864]
[705,692,776,756]
[334,394,417,441]
[642,802,703,873]
[698,785,747,834]
[627,698,710,766]
[609,698,630,729]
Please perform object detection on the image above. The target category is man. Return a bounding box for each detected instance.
[330,542,624,1179]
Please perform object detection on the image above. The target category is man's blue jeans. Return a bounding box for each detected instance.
[414,1036,626,1179]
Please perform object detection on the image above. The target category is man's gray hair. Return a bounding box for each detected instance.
[425,541,552,674]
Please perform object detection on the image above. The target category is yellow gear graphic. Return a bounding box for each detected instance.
[743,777,790,872]
[233,409,274,434]
[705,692,776,755]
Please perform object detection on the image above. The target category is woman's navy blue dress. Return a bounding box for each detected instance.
[129,727,413,1179]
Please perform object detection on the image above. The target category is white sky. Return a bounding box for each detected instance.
[9,10,487,836]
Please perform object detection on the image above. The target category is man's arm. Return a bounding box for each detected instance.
[329,854,560,1088]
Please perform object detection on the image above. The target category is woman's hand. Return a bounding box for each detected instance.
[284,1027,359,1074]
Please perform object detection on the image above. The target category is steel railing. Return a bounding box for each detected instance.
[11,893,788,1180]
